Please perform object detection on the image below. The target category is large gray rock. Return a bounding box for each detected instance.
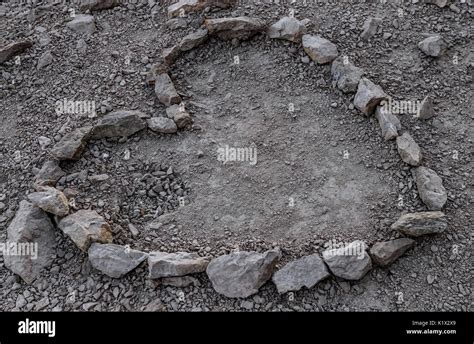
[396,132,422,166]
[427,0,448,7]
[414,167,447,210]
[166,104,192,129]
[375,105,401,140]
[0,40,33,64]
[145,62,169,86]
[80,0,120,11]
[206,248,281,298]
[28,186,69,217]
[331,56,364,93]
[272,254,330,294]
[360,17,382,41]
[204,17,265,40]
[155,74,182,106]
[322,241,372,280]
[353,78,387,115]
[369,238,415,267]
[179,29,208,51]
[302,34,338,64]
[92,110,147,138]
[50,126,92,161]
[416,96,435,120]
[4,201,56,284]
[147,117,178,134]
[148,252,210,279]
[418,35,446,57]
[391,211,447,237]
[66,15,96,36]
[88,243,148,278]
[58,210,113,251]
[267,16,306,42]
[33,160,65,187]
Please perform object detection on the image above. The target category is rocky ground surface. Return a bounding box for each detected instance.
[0,1,472,311]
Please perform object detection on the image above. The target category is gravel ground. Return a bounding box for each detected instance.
[0,1,472,312]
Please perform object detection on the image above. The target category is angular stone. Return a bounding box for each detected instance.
[34,160,65,187]
[145,62,169,86]
[88,243,148,278]
[4,201,56,284]
[272,254,330,294]
[360,17,382,41]
[267,16,306,42]
[353,78,387,115]
[375,105,401,140]
[416,96,435,120]
[206,248,281,298]
[396,132,422,166]
[166,104,192,129]
[58,210,113,251]
[418,35,446,57]
[331,56,364,93]
[66,15,96,36]
[92,110,146,138]
[179,29,208,51]
[391,211,447,237]
[80,0,120,11]
[162,45,181,65]
[427,0,448,7]
[37,51,53,70]
[148,251,210,279]
[28,186,69,217]
[205,17,265,40]
[155,74,182,106]
[0,40,33,64]
[50,126,93,161]
[322,241,372,280]
[147,117,178,134]
[302,34,338,64]
[166,18,188,30]
[369,238,415,266]
[415,167,447,210]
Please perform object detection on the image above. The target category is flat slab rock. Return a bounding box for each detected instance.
[0,40,33,64]
[414,167,447,210]
[204,17,266,40]
[267,16,306,42]
[353,78,387,115]
[179,29,208,51]
[50,126,93,161]
[27,186,69,217]
[4,201,56,284]
[272,254,330,294]
[331,56,364,94]
[322,241,372,280]
[369,238,415,267]
[92,110,147,138]
[206,248,281,298]
[396,132,422,166]
[302,34,338,64]
[148,251,210,279]
[391,211,447,237]
[88,243,148,278]
[58,210,113,251]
